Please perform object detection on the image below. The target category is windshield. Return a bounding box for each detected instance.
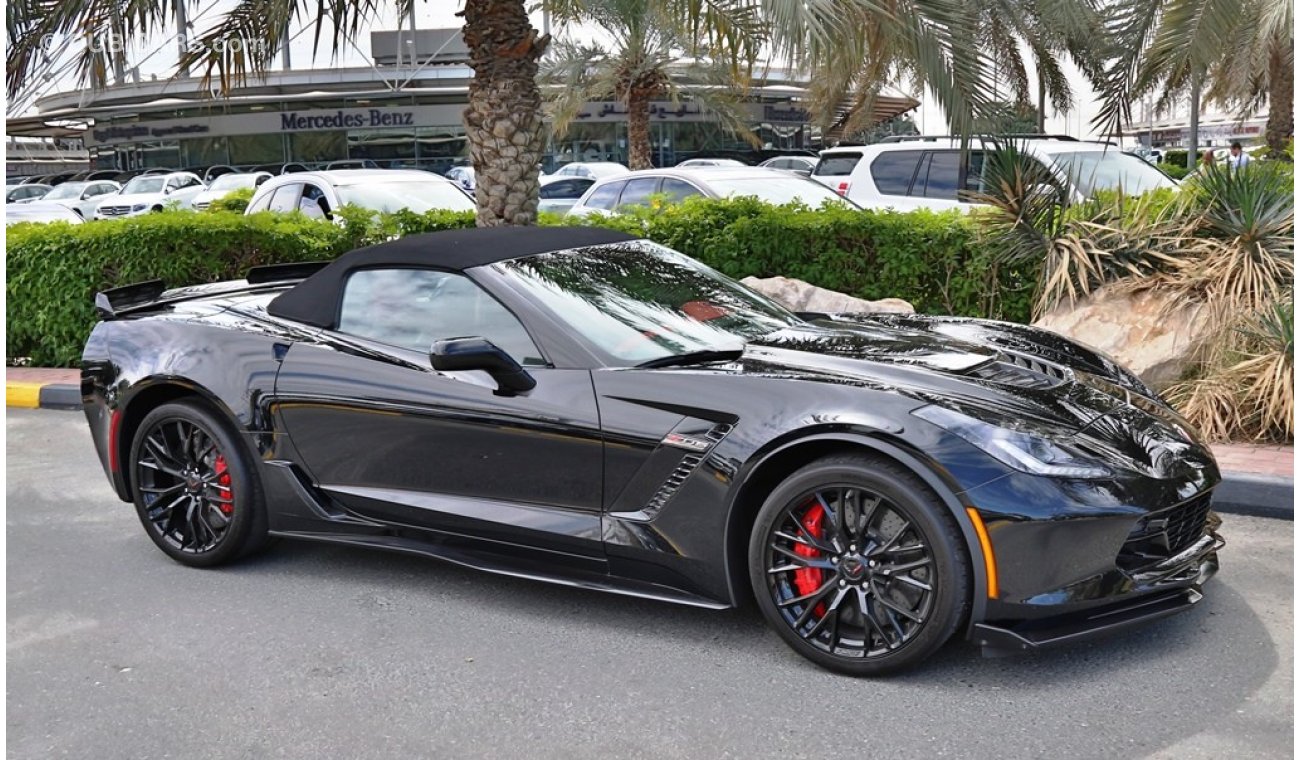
[122,177,166,194]
[208,173,260,191]
[336,181,475,213]
[708,178,852,208]
[1050,151,1177,196]
[41,183,88,200]
[496,240,801,364]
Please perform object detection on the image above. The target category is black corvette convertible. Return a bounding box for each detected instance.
[81,226,1223,675]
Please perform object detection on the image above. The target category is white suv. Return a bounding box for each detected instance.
[810,136,1179,212]
[94,172,206,218]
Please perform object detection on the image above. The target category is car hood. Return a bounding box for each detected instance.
[727,314,1204,463]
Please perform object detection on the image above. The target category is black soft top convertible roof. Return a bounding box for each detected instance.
[267,226,637,329]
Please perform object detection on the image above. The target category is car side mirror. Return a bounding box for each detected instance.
[430,337,536,396]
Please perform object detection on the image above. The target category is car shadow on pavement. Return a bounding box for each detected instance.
[232,536,1276,682]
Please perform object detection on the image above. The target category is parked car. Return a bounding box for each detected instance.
[189,172,274,211]
[182,164,239,184]
[249,162,312,175]
[676,157,747,167]
[5,183,52,204]
[550,161,630,180]
[567,167,856,217]
[810,136,1180,211]
[759,155,818,176]
[5,175,27,185]
[93,172,206,219]
[324,159,383,171]
[444,166,476,193]
[5,201,83,225]
[82,225,1223,675]
[538,175,596,215]
[245,169,475,219]
[34,180,122,218]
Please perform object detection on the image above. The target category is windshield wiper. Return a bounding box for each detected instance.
[636,347,745,369]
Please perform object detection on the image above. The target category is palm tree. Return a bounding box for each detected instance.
[802,0,1101,139]
[539,0,761,170]
[1206,0,1293,158]
[1092,0,1293,162]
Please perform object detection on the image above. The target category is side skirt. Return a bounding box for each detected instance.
[268,528,730,610]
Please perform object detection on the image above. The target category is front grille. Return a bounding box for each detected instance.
[98,204,132,216]
[968,358,1067,390]
[1117,492,1214,572]
[192,201,211,211]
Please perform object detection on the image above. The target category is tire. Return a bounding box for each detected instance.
[128,401,269,567]
[748,453,971,676]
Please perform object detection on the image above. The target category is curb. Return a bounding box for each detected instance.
[5,382,81,411]
[5,383,1293,520]
[1212,472,1293,521]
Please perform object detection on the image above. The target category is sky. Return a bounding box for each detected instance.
[16,0,1191,142]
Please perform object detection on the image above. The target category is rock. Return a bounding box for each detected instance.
[1032,284,1214,388]
[741,276,914,315]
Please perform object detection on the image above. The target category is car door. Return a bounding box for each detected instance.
[273,266,605,559]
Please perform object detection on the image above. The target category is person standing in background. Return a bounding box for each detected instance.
[1228,141,1252,170]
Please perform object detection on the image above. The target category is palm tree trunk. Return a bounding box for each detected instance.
[461,0,549,226]
[1265,46,1293,159]
[627,96,653,170]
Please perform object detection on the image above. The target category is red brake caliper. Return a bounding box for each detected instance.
[792,501,827,617]
[213,455,234,515]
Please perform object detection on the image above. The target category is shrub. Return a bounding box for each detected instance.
[1161,164,1192,180]
[7,201,1033,367]
[7,211,359,366]
[206,187,256,213]
[1161,149,1189,168]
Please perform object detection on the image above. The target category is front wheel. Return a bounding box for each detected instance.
[749,454,971,676]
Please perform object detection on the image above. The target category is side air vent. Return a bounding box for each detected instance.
[968,354,1069,390]
[641,423,734,519]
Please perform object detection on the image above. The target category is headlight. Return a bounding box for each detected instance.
[913,405,1110,479]
[132,204,147,212]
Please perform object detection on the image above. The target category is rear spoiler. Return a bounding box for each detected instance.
[94,261,328,319]
[94,280,166,319]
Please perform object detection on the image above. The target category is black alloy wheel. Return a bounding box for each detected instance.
[750,454,970,675]
[129,401,267,567]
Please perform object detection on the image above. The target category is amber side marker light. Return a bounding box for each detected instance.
[966,507,999,599]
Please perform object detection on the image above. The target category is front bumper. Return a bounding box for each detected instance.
[972,531,1223,654]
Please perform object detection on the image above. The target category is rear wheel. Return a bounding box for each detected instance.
[749,453,970,675]
[129,401,268,567]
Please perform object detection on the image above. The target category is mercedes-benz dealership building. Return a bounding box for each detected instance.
[6,29,918,176]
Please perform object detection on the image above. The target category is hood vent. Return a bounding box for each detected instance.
[968,354,1069,390]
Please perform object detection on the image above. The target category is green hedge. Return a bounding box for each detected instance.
[7,201,1034,366]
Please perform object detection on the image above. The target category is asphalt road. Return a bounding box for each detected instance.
[7,408,1294,759]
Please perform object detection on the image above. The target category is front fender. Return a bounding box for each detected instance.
[721,425,992,630]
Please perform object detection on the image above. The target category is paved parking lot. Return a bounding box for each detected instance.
[7,408,1294,759]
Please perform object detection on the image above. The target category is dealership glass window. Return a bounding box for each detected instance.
[415,126,468,174]
[136,140,181,169]
[180,136,229,167]
[549,122,625,169]
[348,128,416,166]
[289,131,347,164]
[228,134,286,166]
[89,146,118,169]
